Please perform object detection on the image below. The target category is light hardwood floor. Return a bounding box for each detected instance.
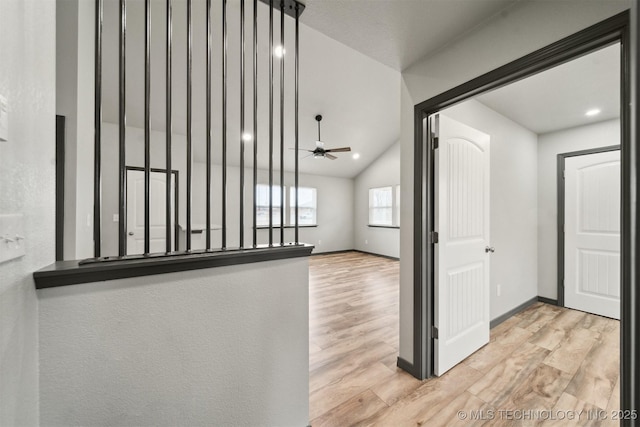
[309,251,620,426]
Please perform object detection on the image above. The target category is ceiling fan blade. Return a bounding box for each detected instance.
[325,147,351,153]
[325,153,338,160]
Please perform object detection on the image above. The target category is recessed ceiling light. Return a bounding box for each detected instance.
[242,132,253,142]
[585,108,601,117]
[274,45,286,58]
[352,153,360,160]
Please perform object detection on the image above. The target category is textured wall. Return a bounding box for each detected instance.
[0,0,56,424]
[39,258,310,427]
[537,119,620,300]
[354,142,400,258]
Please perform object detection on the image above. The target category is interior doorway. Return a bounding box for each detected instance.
[125,167,179,255]
[411,12,632,403]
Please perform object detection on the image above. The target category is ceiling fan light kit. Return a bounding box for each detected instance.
[295,114,352,160]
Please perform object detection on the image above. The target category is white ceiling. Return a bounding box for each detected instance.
[301,0,519,71]
[475,43,620,134]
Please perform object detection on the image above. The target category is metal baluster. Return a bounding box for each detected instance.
[252,0,258,247]
[240,0,246,248]
[222,0,228,249]
[294,3,299,244]
[186,0,193,250]
[166,0,173,252]
[279,1,284,245]
[206,0,212,250]
[118,0,127,256]
[94,0,103,257]
[144,0,151,255]
[269,0,273,246]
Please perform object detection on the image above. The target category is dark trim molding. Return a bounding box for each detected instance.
[537,296,558,306]
[412,11,631,386]
[622,2,639,419]
[34,244,314,289]
[257,0,304,18]
[310,249,350,256]
[367,225,400,229]
[353,249,399,261]
[55,115,65,262]
[256,225,317,229]
[556,145,620,308]
[489,297,538,329]
[396,357,416,377]
[125,166,180,252]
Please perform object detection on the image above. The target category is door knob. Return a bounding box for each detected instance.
[485,246,495,253]
[128,232,134,236]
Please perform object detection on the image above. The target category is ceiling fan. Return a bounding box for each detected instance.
[297,115,351,160]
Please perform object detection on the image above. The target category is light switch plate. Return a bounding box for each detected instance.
[0,214,26,264]
[0,95,8,142]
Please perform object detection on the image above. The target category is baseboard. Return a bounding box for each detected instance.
[310,249,355,256]
[353,249,400,261]
[396,356,416,376]
[490,296,538,329]
[537,296,558,306]
[311,249,400,261]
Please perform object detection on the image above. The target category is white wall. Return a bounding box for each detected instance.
[57,0,96,260]
[38,258,310,426]
[537,119,620,300]
[354,142,400,258]
[398,0,629,364]
[0,0,56,424]
[99,122,354,256]
[191,163,355,253]
[444,100,538,321]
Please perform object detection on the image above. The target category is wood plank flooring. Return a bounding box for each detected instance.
[309,251,620,426]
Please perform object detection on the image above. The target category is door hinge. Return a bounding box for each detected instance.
[562,170,565,179]
[430,231,439,244]
[431,135,439,150]
[432,325,439,339]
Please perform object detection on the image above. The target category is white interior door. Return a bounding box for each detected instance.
[435,114,491,376]
[564,150,620,319]
[126,170,176,255]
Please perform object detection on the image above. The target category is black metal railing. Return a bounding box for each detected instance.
[89,0,305,262]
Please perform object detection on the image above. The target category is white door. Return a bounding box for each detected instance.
[564,150,620,319]
[126,170,176,255]
[435,114,491,376]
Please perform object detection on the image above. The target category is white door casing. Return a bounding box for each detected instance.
[434,114,491,376]
[564,150,620,319]
[126,169,176,255]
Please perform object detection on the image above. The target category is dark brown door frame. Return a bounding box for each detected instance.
[409,10,639,416]
[124,166,180,253]
[557,145,621,308]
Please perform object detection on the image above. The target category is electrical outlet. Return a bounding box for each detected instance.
[497,284,501,297]
[365,240,368,245]
[318,240,322,246]
[113,214,119,222]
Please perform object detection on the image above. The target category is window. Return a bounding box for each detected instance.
[369,185,400,227]
[369,187,393,226]
[256,184,283,226]
[290,187,317,226]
